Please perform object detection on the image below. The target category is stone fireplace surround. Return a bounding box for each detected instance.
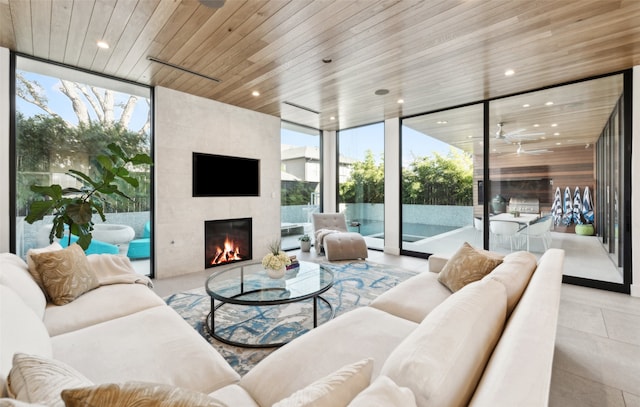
[154,86,281,279]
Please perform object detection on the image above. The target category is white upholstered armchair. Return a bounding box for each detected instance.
[312,213,368,261]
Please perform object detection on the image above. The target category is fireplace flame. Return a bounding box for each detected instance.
[210,235,243,265]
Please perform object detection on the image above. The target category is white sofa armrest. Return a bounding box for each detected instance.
[428,255,449,273]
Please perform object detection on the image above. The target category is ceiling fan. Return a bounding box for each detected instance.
[512,141,552,156]
[495,122,545,142]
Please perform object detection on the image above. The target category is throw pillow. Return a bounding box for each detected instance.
[272,358,373,407]
[7,353,93,407]
[347,376,416,407]
[25,241,63,294]
[30,243,99,305]
[437,242,503,292]
[61,382,227,407]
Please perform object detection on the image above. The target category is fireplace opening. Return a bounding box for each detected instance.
[204,218,252,269]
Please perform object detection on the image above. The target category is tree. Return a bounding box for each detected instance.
[16,72,149,133]
[339,150,384,203]
[402,148,473,205]
[15,71,152,215]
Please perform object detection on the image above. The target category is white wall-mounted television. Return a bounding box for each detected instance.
[192,152,260,197]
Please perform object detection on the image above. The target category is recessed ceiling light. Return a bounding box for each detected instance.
[97,40,109,49]
[533,124,540,127]
[252,90,260,97]
[330,116,336,121]
[551,123,558,127]
[436,120,448,124]
[522,104,530,108]
[504,69,515,76]
[397,99,404,104]
[545,101,554,106]
[553,132,560,136]
[374,89,389,96]
[322,57,332,64]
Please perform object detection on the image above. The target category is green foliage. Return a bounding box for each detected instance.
[338,147,473,206]
[339,150,384,203]
[25,143,152,250]
[402,148,473,205]
[281,181,318,205]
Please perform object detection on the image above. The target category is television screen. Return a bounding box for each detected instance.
[193,152,260,197]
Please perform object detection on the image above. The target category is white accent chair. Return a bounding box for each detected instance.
[312,213,368,261]
[489,220,522,251]
[519,215,553,252]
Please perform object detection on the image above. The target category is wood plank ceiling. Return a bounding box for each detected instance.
[1,0,640,141]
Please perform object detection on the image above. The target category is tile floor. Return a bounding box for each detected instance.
[151,249,640,406]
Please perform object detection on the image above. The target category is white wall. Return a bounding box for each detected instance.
[154,86,281,279]
[0,47,9,253]
[322,130,337,212]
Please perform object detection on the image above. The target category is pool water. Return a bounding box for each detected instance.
[358,222,459,242]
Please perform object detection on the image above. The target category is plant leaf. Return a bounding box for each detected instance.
[66,202,94,225]
[131,153,153,165]
[30,184,63,200]
[25,200,56,223]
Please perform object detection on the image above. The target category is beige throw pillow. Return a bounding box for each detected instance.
[61,382,227,407]
[437,242,503,292]
[26,241,63,294]
[30,243,99,305]
[7,353,93,407]
[273,358,373,407]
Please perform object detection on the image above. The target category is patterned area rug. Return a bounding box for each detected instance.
[164,260,417,376]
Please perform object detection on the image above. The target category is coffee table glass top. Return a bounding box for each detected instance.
[205,260,334,305]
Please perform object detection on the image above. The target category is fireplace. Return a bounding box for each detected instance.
[204,218,252,269]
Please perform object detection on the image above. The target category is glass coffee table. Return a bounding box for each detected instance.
[205,260,335,348]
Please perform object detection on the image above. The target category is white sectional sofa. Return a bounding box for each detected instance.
[0,242,564,406]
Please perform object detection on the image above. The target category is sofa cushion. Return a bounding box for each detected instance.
[369,271,451,323]
[380,279,507,407]
[44,284,165,337]
[61,382,226,407]
[483,250,537,315]
[469,248,564,407]
[241,307,417,407]
[273,358,373,407]
[25,242,63,293]
[437,242,503,292]
[7,353,92,407]
[29,244,99,306]
[208,384,260,407]
[0,286,53,398]
[51,306,239,394]
[347,376,416,407]
[0,254,46,319]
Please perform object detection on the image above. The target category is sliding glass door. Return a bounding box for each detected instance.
[400,105,483,256]
[337,123,385,250]
[280,121,321,251]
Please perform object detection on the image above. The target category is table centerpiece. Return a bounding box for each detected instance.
[262,240,291,278]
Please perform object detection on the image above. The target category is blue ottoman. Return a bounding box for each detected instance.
[127,238,150,259]
[59,235,119,255]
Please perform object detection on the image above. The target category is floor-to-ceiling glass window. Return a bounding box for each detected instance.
[337,122,384,250]
[280,121,321,251]
[487,74,625,285]
[401,105,483,256]
[14,56,153,276]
